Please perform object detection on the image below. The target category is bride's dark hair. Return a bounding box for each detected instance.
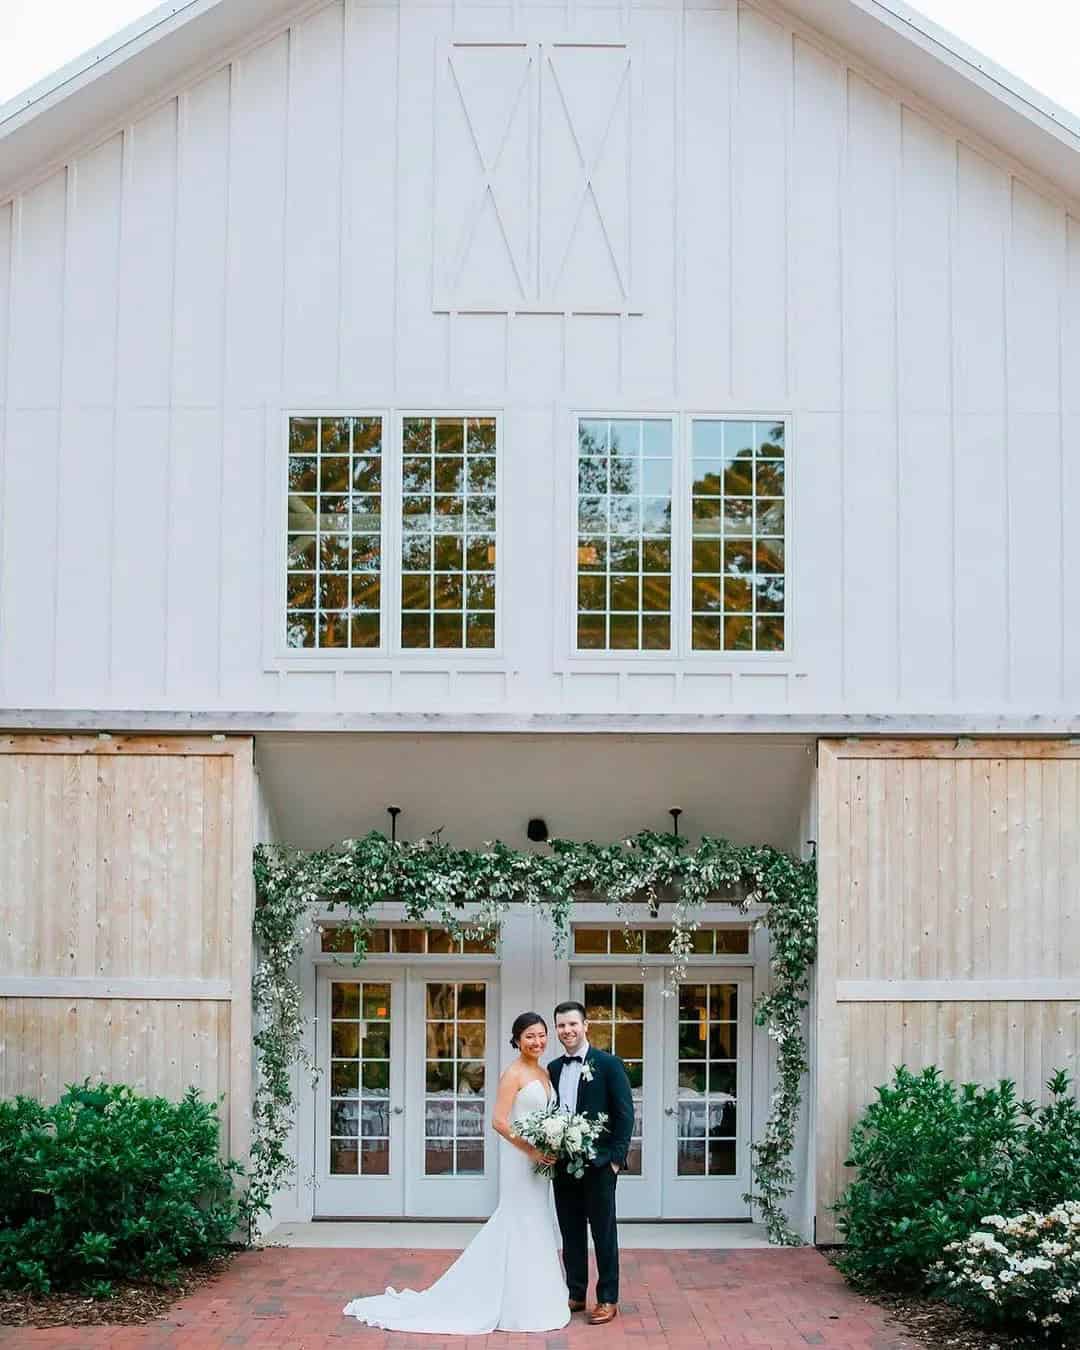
[510,1011,547,1050]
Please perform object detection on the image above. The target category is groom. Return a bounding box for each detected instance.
[548,1000,634,1325]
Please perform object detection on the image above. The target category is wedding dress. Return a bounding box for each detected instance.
[343,1077,570,1333]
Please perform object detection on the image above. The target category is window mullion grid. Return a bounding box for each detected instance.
[315,416,324,649]
[604,419,612,650]
[750,426,758,653]
[635,419,644,650]
[720,420,728,654]
[346,416,355,644]
[428,415,436,650]
[383,411,395,656]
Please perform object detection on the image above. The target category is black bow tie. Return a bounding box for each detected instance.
[564,1054,584,1063]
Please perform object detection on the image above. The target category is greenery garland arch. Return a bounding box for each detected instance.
[248,830,817,1245]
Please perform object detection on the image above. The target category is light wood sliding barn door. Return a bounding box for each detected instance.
[816,739,1080,1242]
[0,735,255,1164]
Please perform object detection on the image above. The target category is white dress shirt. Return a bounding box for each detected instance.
[558,1040,590,1114]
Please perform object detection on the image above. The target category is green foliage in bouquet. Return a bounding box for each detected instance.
[0,1082,242,1296]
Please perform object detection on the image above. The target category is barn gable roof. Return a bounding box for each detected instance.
[1,0,1079,203]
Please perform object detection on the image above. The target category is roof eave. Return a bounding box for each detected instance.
[781,0,1080,203]
[1,0,1080,206]
[0,0,306,200]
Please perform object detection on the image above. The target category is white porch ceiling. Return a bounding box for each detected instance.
[254,732,816,855]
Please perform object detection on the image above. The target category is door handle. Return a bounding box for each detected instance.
[393,1105,404,1115]
[664,1106,675,1116]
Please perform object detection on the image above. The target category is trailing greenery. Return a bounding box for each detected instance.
[251,829,817,1244]
[833,1066,1080,1290]
[0,1082,242,1297]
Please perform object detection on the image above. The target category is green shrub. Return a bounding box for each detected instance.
[930,1202,1080,1341]
[833,1067,1080,1289]
[0,1081,243,1295]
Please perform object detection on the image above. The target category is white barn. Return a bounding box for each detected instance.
[1,0,1079,1243]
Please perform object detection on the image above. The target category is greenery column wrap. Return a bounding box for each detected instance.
[249,831,817,1244]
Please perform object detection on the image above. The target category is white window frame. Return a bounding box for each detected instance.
[557,407,795,669]
[267,406,506,670]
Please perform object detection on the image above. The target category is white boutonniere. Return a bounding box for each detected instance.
[580,1061,595,1083]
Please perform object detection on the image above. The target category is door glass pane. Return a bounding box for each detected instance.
[676,982,738,1176]
[583,982,644,1176]
[329,982,392,1175]
[425,981,487,1176]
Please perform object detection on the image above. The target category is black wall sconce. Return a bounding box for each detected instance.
[527,818,549,842]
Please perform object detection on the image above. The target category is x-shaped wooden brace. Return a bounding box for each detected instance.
[543,46,631,302]
[446,46,534,302]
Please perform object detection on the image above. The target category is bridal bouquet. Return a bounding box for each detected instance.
[513,1103,609,1180]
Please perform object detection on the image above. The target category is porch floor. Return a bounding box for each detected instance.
[267,1222,772,1249]
[0,1247,917,1349]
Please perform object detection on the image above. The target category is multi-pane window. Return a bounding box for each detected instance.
[284,413,498,654]
[328,981,391,1176]
[401,416,497,650]
[573,415,786,656]
[576,419,673,652]
[320,926,498,955]
[424,981,487,1176]
[572,927,750,956]
[286,416,383,650]
[690,420,784,652]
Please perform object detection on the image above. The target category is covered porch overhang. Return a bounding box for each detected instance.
[253,731,817,856]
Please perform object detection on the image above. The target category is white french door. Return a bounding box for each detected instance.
[571,966,753,1219]
[315,965,500,1218]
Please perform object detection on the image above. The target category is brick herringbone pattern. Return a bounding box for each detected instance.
[0,1248,917,1349]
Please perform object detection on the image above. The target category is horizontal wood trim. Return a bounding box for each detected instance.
[837,979,1080,1002]
[0,977,232,1000]
[821,737,1080,760]
[4,713,1080,737]
[0,734,251,757]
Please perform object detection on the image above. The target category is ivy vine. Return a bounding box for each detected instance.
[250,830,817,1245]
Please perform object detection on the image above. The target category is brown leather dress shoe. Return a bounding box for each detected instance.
[587,1303,618,1324]
[568,1298,587,1313]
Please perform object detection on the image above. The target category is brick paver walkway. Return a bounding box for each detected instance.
[0,1248,917,1349]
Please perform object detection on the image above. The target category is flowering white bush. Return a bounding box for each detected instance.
[931,1202,1080,1339]
[513,1105,609,1179]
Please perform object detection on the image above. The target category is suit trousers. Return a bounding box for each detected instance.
[553,1164,619,1305]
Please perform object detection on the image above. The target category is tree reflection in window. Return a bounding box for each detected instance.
[576,418,673,652]
[691,420,784,652]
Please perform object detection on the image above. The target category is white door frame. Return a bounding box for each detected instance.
[314,965,407,1217]
[659,967,753,1219]
[312,958,500,1218]
[404,963,501,1218]
[569,945,760,1220]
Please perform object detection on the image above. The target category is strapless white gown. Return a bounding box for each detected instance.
[343,1078,570,1333]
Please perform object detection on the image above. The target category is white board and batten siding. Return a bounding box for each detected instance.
[0,736,255,1162]
[816,739,1080,1242]
[1,0,1079,720]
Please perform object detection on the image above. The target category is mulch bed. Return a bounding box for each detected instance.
[824,1254,1049,1350]
[0,1253,235,1329]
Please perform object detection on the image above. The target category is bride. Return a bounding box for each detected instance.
[343,1011,571,1333]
